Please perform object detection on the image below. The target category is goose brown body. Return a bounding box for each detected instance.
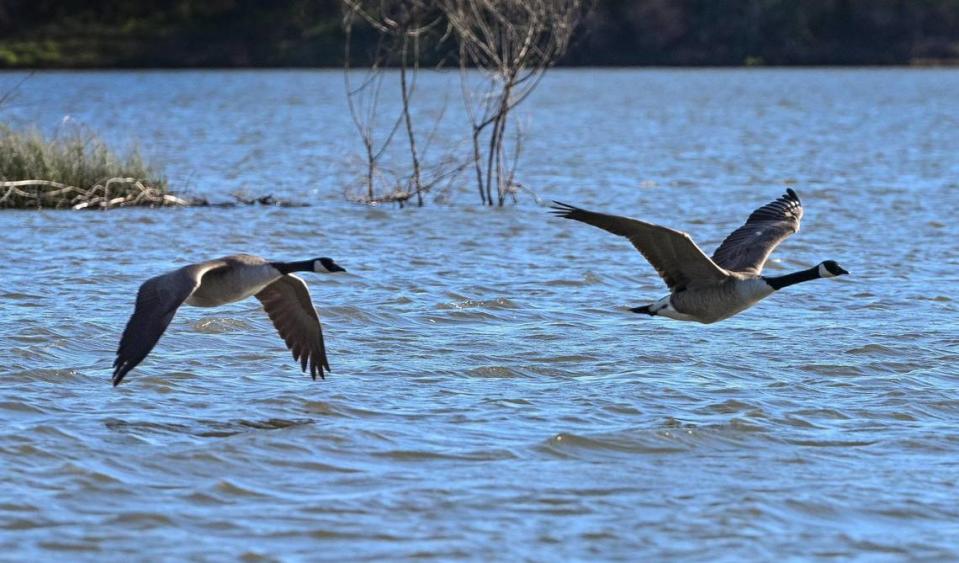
[550,189,848,323]
[112,254,344,386]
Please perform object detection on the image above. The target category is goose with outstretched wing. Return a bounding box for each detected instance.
[550,189,848,323]
[112,254,345,386]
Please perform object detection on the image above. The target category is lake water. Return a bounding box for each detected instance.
[1,68,958,560]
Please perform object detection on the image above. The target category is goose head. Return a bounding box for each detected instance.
[818,260,849,278]
[314,257,347,273]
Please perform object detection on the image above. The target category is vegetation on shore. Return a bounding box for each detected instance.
[0,124,182,209]
[0,124,309,209]
[2,1,958,68]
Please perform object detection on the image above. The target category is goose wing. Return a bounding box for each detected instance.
[551,202,730,291]
[710,189,803,275]
[255,274,329,380]
[112,262,218,386]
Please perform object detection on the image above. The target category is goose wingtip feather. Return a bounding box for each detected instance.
[111,367,127,387]
[548,201,579,218]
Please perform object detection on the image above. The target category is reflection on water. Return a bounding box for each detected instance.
[1,69,959,559]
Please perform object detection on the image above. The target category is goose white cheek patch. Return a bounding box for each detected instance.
[818,263,836,278]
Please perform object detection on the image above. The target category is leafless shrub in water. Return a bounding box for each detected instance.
[440,0,588,206]
[340,0,587,207]
[342,2,402,203]
[342,0,464,207]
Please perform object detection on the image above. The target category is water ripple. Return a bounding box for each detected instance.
[2,68,958,560]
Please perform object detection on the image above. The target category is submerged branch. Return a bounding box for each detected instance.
[0,178,309,210]
[0,177,189,209]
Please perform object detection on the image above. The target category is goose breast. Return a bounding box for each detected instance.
[671,278,774,324]
[185,263,280,307]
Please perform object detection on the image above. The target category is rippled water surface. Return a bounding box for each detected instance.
[2,69,959,560]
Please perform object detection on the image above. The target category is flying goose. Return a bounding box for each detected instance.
[112,254,346,386]
[550,189,848,323]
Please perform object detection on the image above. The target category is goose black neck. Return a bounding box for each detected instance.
[271,260,313,275]
[762,266,820,291]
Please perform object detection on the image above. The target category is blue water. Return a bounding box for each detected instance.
[1,69,958,559]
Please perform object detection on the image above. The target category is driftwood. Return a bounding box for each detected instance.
[0,177,193,209]
[223,191,309,208]
[0,178,310,210]
[345,187,419,207]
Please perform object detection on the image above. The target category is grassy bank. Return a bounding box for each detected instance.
[0,124,183,209]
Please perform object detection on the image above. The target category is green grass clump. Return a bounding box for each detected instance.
[0,123,171,209]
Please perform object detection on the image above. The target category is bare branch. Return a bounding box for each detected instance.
[442,0,588,205]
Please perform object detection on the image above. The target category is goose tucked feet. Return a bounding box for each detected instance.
[630,295,697,321]
[631,295,671,316]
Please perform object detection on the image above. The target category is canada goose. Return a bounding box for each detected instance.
[550,189,848,323]
[112,254,346,386]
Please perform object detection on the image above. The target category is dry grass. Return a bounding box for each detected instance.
[0,124,180,209]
